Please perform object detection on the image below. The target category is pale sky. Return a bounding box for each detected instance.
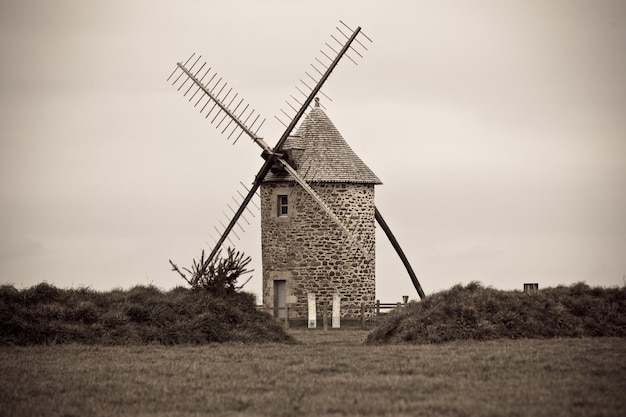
[1,0,625,302]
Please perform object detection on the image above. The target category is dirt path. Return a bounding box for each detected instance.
[288,329,371,345]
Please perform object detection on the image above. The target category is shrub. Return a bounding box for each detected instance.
[23,282,64,304]
[170,247,253,296]
[0,285,21,304]
[125,304,151,324]
[127,285,163,305]
[366,282,626,344]
[0,283,293,345]
[70,301,99,324]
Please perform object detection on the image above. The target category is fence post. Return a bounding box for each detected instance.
[403,295,409,305]
[307,293,316,329]
[360,303,365,328]
[332,293,341,329]
[323,303,328,331]
[376,299,380,316]
[284,304,289,330]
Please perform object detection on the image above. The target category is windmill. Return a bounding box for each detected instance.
[167,22,425,317]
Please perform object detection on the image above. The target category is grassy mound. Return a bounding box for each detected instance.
[366,282,626,344]
[0,283,293,345]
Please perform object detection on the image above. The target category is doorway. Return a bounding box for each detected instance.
[273,280,286,319]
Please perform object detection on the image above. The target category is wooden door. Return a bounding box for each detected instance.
[274,280,286,319]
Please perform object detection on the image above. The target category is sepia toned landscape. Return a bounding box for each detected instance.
[2,2,625,416]
[1,282,625,416]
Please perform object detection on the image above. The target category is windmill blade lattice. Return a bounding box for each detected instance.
[204,181,261,256]
[167,55,271,151]
[168,22,373,271]
[274,21,372,129]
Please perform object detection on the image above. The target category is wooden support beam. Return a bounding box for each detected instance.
[375,206,426,299]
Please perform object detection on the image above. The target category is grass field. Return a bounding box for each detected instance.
[1,331,625,417]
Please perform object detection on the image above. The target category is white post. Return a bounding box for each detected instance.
[307,293,316,329]
[332,293,341,328]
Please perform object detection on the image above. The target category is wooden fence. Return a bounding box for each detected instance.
[256,299,410,329]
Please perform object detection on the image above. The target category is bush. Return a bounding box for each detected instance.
[23,282,64,304]
[0,285,21,304]
[0,283,293,345]
[70,301,99,324]
[127,285,163,305]
[170,247,253,297]
[366,282,626,344]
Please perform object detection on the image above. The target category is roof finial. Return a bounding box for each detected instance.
[314,97,320,107]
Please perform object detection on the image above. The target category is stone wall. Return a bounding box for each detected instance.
[261,181,376,318]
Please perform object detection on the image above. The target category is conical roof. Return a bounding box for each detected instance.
[264,104,382,184]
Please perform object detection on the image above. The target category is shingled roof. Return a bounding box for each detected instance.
[264,103,382,184]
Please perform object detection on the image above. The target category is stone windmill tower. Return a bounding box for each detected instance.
[168,22,425,322]
[261,99,382,318]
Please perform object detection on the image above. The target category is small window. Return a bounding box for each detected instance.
[277,195,288,217]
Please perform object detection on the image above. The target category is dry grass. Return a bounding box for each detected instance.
[1,331,624,417]
[367,282,626,344]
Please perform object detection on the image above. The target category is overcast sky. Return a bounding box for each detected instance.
[1,0,625,301]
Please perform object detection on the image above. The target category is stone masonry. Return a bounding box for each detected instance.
[261,181,376,318]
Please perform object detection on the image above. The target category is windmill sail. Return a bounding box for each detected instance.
[168,22,426,298]
[168,57,271,151]
[169,22,373,270]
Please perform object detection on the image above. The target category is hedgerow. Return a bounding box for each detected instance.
[0,283,293,345]
[366,282,626,344]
